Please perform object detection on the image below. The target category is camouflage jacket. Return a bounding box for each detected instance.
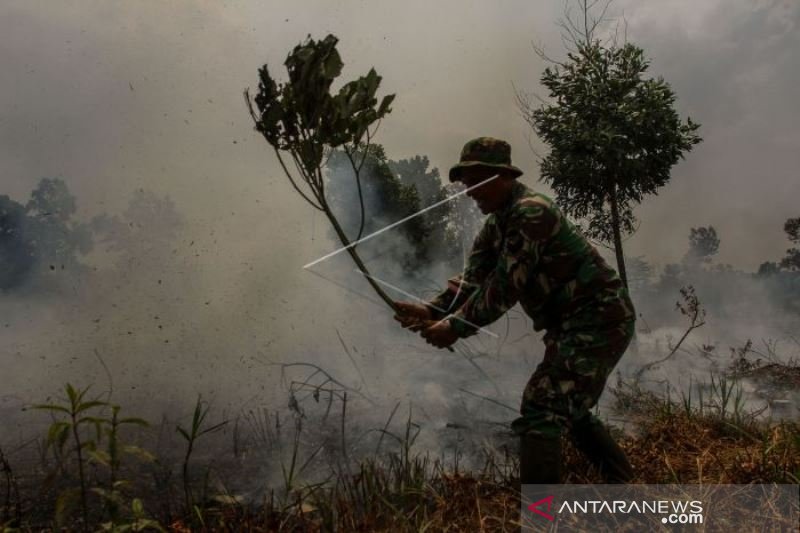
[427,181,634,337]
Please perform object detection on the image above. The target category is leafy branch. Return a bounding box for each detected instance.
[636,285,706,379]
[245,33,399,312]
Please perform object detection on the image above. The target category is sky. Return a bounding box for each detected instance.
[1,0,799,418]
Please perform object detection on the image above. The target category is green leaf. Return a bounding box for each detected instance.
[322,47,343,79]
[92,486,125,507]
[191,397,207,433]
[198,420,228,437]
[123,445,156,462]
[88,449,111,466]
[75,400,107,414]
[55,487,81,525]
[119,416,149,427]
[132,498,145,516]
[364,68,380,96]
[377,94,395,116]
[78,415,107,425]
[133,518,166,532]
[32,403,71,415]
[46,422,71,451]
[211,493,245,505]
[193,505,206,527]
[176,426,190,442]
[65,383,78,405]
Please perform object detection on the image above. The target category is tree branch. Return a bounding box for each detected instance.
[274,149,324,211]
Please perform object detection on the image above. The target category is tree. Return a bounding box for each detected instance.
[756,261,780,277]
[684,226,719,267]
[90,189,184,269]
[657,263,684,292]
[389,155,470,269]
[325,146,473,275]
[246,34,400,312]
[780,216,800,271]
[388,155,443,209]
[25,178,93,271]
[1,178,93,291]
[326,145,429,271]
[26,177,77,222]
[520,1,702,288]
[626,255,654,293]
[0,195,35,289]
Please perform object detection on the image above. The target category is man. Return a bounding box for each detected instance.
[394,137,636,484]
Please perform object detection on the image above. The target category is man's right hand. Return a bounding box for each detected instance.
[393,301,434,332]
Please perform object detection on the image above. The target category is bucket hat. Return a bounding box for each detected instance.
[448,137,523,182]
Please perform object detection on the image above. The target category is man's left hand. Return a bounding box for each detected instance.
[421,320,458,349]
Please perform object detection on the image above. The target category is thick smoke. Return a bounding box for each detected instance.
[2,1,799,500]
[307,145,535,433]
[324,147,460,284]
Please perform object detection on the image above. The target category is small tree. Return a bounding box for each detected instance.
[90,189,184,270]
[0,195,35,289]
[388,155,444,209]
[685,226,720,267]
[756,261,780,277]
[34,384,107,530]
[325,146,465,273]
[389,155,465,269]
[780,216,800,271]
[520,1,702,287]
[0,179,94,291]
[326,145,429,270]
[626,255,654,293]
[245,34,399,311]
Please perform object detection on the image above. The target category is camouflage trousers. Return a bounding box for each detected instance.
[511,319,635,439]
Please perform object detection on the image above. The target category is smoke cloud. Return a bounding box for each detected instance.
[1,1,798,483]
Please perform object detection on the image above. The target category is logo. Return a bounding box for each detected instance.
[527,495,555,521]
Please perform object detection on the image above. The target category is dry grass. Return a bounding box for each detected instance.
[160,386,799,532]
[3,374,799,531]
[166,458,524,532]
[610,375,800,483]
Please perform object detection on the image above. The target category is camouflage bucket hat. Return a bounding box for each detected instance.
[448,137,523,182]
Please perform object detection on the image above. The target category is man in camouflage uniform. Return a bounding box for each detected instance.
[395,137,635,484]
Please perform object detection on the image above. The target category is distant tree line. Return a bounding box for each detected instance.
[627,222,800,320]
[0,178,182,293]
[325,144,480,276]
[1,178,92,290]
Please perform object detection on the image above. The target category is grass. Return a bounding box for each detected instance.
[610,374,800,484]
[1,368,799,531]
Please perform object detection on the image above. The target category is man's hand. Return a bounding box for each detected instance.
[421,319,458,349]
[393,301,433,332]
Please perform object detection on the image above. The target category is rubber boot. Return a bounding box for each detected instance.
[569,416,634,483]
[519,434,562,485]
